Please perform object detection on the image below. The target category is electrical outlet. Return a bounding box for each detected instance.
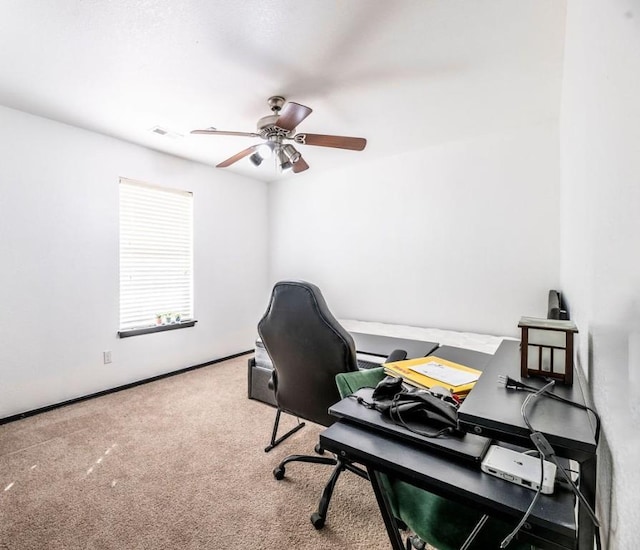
[103,351,112,364]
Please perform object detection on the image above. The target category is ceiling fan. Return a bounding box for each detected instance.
[191,96,367,174]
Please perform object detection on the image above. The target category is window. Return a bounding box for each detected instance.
[118,178,195,336]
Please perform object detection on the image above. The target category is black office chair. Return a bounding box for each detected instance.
[258,280,405,529]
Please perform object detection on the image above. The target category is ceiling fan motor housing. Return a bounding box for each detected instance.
[257,117,294,140]
[257,96,297,139]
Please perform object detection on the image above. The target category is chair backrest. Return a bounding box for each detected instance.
[258,280,359,427]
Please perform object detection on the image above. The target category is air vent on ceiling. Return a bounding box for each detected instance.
[149,126,183,139]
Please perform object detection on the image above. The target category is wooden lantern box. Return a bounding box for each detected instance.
[518,317,578,386]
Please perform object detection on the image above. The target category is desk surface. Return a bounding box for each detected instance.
[430,344,493,370]
[455,340,597,459]
[350,331,439,359]
[321,421,577,548]
[327,341,597,550]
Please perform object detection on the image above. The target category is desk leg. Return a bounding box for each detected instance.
[578,455,597,550]
[366,467,405,550]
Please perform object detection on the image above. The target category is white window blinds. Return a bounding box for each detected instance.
[119,178,193,330]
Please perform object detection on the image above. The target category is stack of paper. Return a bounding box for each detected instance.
[383,356,482,398]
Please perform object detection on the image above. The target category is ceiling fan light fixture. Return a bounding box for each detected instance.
[277,147,293,172]
[282,143,301,163]
[257,142,275,160]
[249,152,263,166]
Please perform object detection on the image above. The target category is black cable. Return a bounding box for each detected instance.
[497,375,601,442]
[498,375,602,550]
[388,394,453,439]
[348,393,453,438]
[500,380,555,548]
[347,394,375,408]
[548,453,600,527]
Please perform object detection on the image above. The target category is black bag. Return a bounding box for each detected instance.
[371,376,461,437]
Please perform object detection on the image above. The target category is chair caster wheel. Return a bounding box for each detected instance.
[406,535,426,550]
[310,512,325,529]
[273,466,285,480]
[314,443,325,455]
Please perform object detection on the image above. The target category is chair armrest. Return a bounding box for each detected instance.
[268,370,277,391]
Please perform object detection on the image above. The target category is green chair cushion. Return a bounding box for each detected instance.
[391,479,531,549]
[335,366,386,399]
[336,366,401,515]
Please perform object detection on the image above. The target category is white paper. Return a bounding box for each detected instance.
[409,361,480,387]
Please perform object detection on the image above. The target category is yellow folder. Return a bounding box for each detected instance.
[383,356,482,395]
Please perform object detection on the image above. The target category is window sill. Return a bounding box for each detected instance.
[118,320,197,338]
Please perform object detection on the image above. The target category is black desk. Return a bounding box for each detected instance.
[351,332,439,360]
[457,341,597,550]
[321,341,597,550]
[320,422,577,550]
[458,341,596,457]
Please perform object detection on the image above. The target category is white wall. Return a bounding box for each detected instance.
[0,105,269,418]
[560,2,640,548]
[269,123,561,337]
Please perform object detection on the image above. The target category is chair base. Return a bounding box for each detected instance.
[264,408,305,452]
[266,407,370,529]
[273,451,369,530]
[406,535,426,550]
[313,459,369,529]
[273,453,338,480]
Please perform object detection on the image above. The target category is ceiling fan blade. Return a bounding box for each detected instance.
[276,102,313,131]
[292,156,309,173]
[293,133,367,151]
[191,129,260,138]
[217,145,258,168]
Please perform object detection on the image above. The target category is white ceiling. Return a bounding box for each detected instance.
[0,0,566,183]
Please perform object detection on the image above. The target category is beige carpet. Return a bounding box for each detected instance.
[0,355,395,550]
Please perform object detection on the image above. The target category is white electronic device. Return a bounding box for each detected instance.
[481,445,556,495]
